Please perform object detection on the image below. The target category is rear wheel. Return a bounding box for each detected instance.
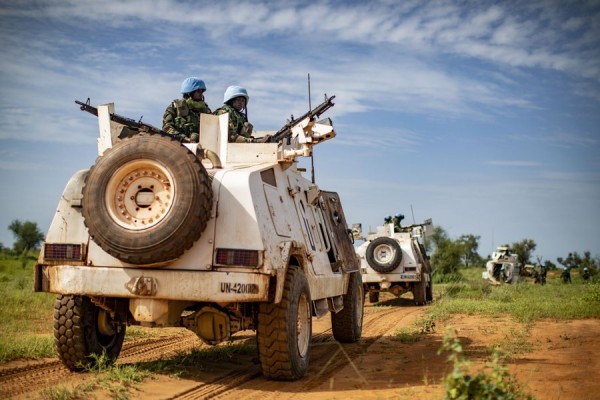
[426,274,433,302]
[413,276,427,306]
[331,272,364,343]
[54,295,126,371]
[368,290,380,304]
[257,267,312,381]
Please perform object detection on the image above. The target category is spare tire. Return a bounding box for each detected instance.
[365,237,402,273]
[82,133,212,264]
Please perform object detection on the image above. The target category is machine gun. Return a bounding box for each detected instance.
[75,98,169,137]
[270,94,335,142]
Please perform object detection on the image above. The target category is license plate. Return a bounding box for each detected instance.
[400,274,416,279]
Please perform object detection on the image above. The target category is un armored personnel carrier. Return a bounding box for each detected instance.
[353,216,433,305]
[34,96,363,381]
[483,246,521,284]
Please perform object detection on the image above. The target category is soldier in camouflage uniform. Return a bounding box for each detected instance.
[214,86,269,143]
[162,77,212,143]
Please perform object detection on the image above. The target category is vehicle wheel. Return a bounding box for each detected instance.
[426,273,433,302]
[54,295,126,371]
[257,267,312,381]
[82,133,212,264]
[331,272,364,343]
[413,276,427,306]
[366,237,402,273]
[369,291,380,303]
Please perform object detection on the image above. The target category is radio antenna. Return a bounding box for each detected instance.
[308,73,312,110]
[308,73,316,183]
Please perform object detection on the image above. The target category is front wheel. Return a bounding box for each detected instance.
[331,272,364,343]
[54,295,126,371]
[257,267,312,381]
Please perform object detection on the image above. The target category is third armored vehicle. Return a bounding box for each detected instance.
[353,215,433,305]
[34,95,363,381]
[483,246,521,284]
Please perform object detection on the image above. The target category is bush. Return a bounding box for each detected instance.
[439,330,532,400]
[434,272,465,284]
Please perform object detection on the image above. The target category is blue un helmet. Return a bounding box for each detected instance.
[180,77,206,94]
[223,85,249,104]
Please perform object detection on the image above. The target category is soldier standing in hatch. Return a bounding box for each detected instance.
[214,85,269,143]
[162,77,212,143]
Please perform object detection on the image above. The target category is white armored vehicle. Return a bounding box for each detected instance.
[353,216,433,305]
[34,96,363,381]
[483,246,521,284]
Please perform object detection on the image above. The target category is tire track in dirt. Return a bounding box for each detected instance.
[166,305,425,400]
[165,328,338,400]
[0,330,201,398]
[0,305,424,399]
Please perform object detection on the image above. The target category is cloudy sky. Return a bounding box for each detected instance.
[0,0,598,262]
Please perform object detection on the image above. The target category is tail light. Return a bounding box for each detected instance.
[44,243,84,261]
[215,249,259,267]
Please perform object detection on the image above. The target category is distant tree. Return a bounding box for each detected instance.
[432,240,463,275]
[8,219,44,255]
[457,234,483,268]
[542,260,557,270]
[557,252,578,270]
[429,226,463,275]
[558,251,598,275]
[428,226,450,254]
[511,239,536,265]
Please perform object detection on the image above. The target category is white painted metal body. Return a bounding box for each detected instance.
[355,223,428,283]
[35,104,355,334]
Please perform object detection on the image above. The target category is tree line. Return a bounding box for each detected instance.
[2,219,599,278]
[425,226,598,277]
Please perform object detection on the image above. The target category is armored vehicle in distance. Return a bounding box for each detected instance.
[353,216,433,305]
[482,246,521,284]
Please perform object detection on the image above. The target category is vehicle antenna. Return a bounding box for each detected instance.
[410,204,416,224]
[308,73,315,184]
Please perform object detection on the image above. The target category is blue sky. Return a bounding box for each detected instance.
[0,0,598,262]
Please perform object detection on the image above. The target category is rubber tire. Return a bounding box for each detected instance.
[331,272,364,343]
[54,295,126,371]
[369,290,380,304]
[366,237,403,273]
[257,267,312,381]
[82,133,212,264]
[426,274,433,302]
[413,276,427,306]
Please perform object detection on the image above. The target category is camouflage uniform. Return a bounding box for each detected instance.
[214,104,254,143]
[162,98,211,143]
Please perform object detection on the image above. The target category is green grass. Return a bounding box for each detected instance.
[0,256,56,362]
[429,267,600,323]
[40,352,149,400]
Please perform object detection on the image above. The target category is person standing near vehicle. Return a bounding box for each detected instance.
[214,85,269,143]
[162,77,212,143]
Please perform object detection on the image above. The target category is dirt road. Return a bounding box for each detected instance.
[1,296,598,400]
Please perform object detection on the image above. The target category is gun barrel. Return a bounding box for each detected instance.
[75,99,98,116]
[272,95,336,142]
[75,99,169,136]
